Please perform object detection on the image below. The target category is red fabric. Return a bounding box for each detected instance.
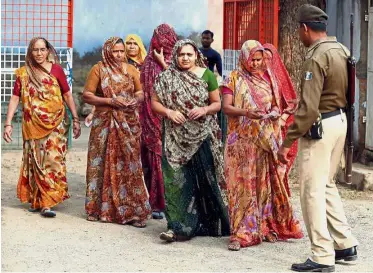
[263,43,298,196]
[139,24,177,211]
[13,64,70,96]
[222,86,233,95]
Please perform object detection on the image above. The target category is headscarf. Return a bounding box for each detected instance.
[25,37,59,88]
[99,37,132,99]
[124,34,147,65]
[223,40,282,157]
[139,24,178,156]
[140,24,177,96]
[153,39,223,171]
[263,43,298,117]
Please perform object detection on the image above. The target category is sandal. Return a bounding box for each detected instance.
[152,211,164,220]
[28,207,40,212]
[131,221,146,228]
[264,231,278,243]
[41,208,56,218]
[160,230,176,242]
[87,215,99,221]
[228,241,241,251]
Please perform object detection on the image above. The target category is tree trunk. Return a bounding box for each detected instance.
[278,0,326,94]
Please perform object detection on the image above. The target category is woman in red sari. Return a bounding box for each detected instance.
[83,37,151,227]
[3,37,81,217]
[140,24,178,219]
[263,43,298,196]
[222,40,302,251]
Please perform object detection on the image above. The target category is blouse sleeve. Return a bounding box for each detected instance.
[52,64,70,94]
[128,64,142,92]
[203,69,219,92]
[84,64,100,94]
[12,77,22,96]
[222,86,234,95]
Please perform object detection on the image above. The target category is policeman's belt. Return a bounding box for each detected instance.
[321,108,345,119]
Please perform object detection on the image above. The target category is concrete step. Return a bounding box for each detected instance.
[337,163,373,191]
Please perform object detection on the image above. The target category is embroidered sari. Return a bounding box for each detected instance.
[85,37,151,224]
[153,39,229,238]
[263,43,298,196]
[139,24,177,212]
[16,38,70,209]
[223,40,303,247]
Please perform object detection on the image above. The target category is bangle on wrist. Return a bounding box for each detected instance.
[4,124,13,128]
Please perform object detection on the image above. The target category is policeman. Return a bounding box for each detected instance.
[278,4,359,272]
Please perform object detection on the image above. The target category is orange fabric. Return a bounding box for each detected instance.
[84,63,142,96]
[16,66,65,141]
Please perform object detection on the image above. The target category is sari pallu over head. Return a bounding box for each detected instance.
[98,36,141,137]
[140,24,178,155]
[17,37,65,140]
[263,43,298,127]
[153,39,224,183]
[124,34,147,66]
[223,40,282,158]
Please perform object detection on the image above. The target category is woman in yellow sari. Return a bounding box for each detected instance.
[3,37,81,217]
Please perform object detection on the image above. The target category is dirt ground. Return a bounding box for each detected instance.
[1,125,373,272]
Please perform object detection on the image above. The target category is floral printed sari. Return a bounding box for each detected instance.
[153,39,229,238]
[223,40,303,247]
[16,66,69,209]
[85,37,151,224]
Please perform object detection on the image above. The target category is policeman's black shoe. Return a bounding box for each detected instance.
[335,246,358,262]
[291,259,335,272]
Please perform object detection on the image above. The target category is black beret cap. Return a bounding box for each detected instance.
[297,4,328,23]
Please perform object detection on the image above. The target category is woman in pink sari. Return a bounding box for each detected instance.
[140,24,178,219]
[263,43,298,196]
[222,40,303,251]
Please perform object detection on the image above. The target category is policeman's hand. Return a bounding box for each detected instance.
[168,110,186,124]
[278,145,290,164]
[188,107,207,120]
[3,126,13,143]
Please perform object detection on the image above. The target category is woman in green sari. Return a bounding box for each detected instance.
[151,39,229,242]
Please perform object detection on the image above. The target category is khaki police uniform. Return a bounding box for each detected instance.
[284,25,359,267]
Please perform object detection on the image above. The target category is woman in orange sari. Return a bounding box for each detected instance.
[83,37,151,227]
[3,37,81,217]
[85,34,147,126]
[222,40,303,251]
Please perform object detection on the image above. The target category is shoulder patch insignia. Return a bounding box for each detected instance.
[305,71,313,80]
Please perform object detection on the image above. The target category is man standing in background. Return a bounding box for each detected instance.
[199,30,222,76]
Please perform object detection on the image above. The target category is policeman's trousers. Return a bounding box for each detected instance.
[299,112,358,265]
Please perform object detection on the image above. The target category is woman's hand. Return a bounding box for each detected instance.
[154,48,167,69]
[72,120,81,139]
[268,110,281,121]
[188,107,207,120]
[85,113,94,126]
[3,125,13,143]
[167,110,186,124]
[279,114,288,127]
[245,109,264,119]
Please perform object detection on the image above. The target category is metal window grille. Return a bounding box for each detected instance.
[222,0,279,77]
[1,0,74,150]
